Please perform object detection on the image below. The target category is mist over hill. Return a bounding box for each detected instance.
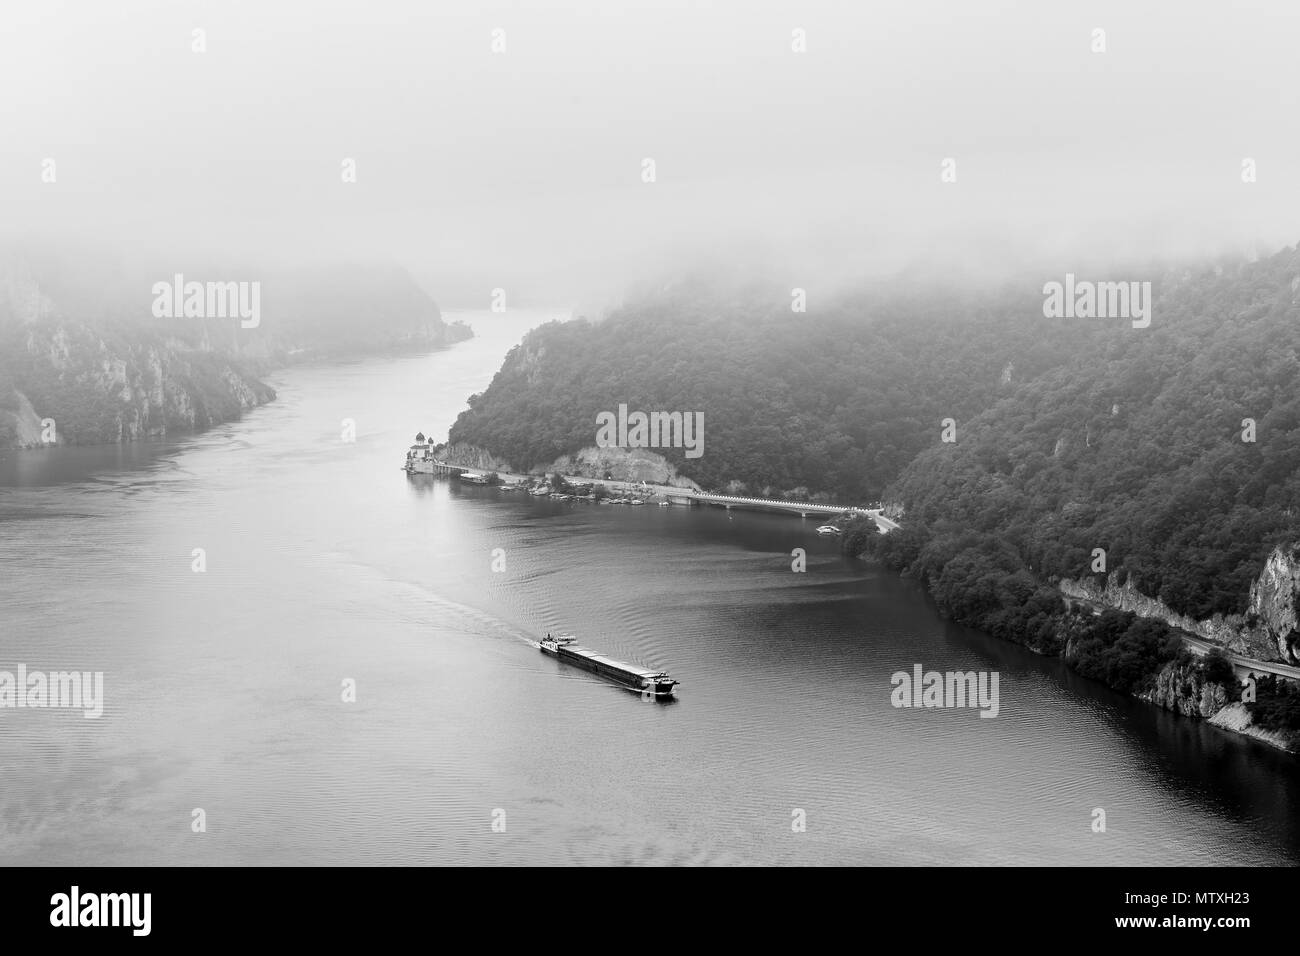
[448,246,1300,632]
[0,242,471,447]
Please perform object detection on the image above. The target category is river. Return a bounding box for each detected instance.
[1,308,1296,866]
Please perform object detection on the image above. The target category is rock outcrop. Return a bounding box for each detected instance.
[1247,547,1300,663]
[1144,660,1230,718]
[1059,546,1300,664]
[545,446,701,488]
[431,442,515,473]
[1207,703,1295,752]
[1,322,274,446]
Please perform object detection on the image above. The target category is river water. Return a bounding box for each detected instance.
[1,308,1296,866]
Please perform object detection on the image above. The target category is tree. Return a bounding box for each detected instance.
[1201,647,1235,690]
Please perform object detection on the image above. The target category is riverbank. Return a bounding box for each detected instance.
[421,436,1300,756]
[841,516,1299,755]
[2,334,474,453]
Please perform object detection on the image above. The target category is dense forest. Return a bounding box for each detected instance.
[450,273,1120,499]
[886,252,1300,621]
[452,249,1300,623]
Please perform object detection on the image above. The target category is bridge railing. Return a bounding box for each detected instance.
[427,464,898,522]
[691,491,873,510]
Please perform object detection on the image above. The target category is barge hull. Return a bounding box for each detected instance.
[541,639,677,697]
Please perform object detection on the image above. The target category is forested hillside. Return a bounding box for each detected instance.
[885,249,1300,621]
[449,274,1123,499]
[451,248,1300,661]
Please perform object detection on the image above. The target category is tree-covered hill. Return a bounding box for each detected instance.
[888,248,1300,621]
[450,248,1300,637]
[449,274,1124,500]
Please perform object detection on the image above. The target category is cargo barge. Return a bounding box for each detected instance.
[540,633,678,698]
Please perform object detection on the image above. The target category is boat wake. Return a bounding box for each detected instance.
[317,550,542,650]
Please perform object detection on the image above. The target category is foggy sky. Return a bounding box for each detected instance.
[2,0,1298,307]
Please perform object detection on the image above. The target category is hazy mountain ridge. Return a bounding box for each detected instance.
[0,246,471,447]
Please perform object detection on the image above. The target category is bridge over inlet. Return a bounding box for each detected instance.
[578,481,901,533]
[665,490,901,533]
[1180,635,1300,684]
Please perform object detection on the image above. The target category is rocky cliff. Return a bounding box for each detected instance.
[544,446,702,488]
[431,442,516,473]
[1056,611,1293,748]
[1247,547,1300,662]
[1207,703,1295,752]
[1143,659,1230,718]
[1059,546,1300,664]
[0,322,274,447]
[0,247,471,448]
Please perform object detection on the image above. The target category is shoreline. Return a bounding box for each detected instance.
[420,462,1298,755]
[844,534,1299,757]
[1,335,474,454]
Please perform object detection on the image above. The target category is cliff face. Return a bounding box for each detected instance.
[1144,660,1230,718]
[0,248,471,448]
[431,442,515,473]
[1142,660,1296,752]
[5,391,45,445]
[1,321,274,447]
[1059,546,1300,664]
[1248,547,1300,661]
[545,446,702,488]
